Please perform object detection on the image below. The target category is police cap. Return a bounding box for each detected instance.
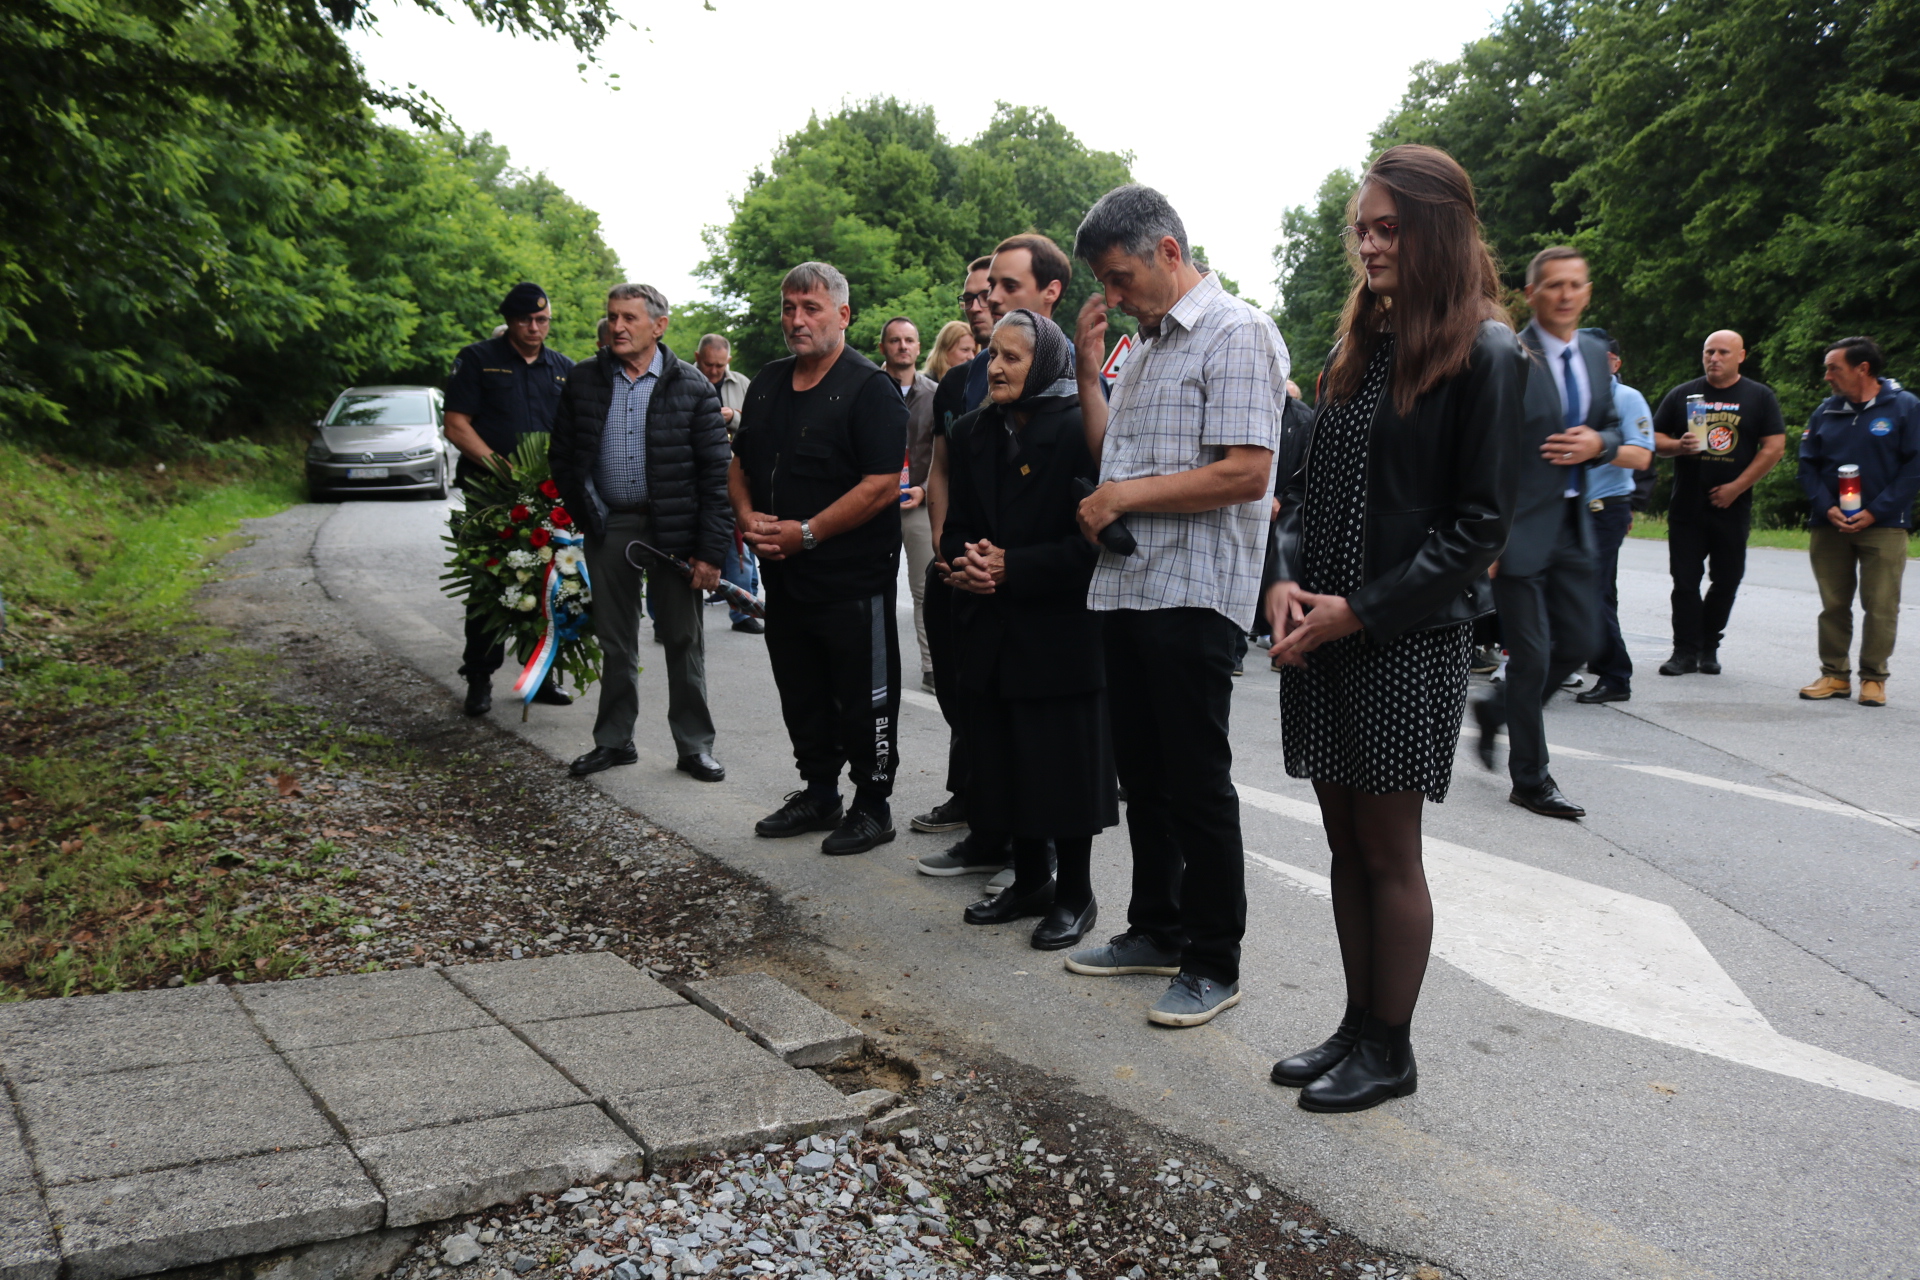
[500,282,549,318]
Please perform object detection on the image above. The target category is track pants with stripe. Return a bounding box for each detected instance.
[764,589,901,800]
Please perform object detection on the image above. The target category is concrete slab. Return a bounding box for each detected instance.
[516,1005,789,1099]
[353,1104,642,1227]
[236,969,493,1050]
[285,1026,584,1138]
[0,1106,32,1197]
[47,1146,382,1280]
[0,986,268,1083]
[608,1073,866,1170]
[16,1055,336,1188]
[444,953,681,1026]
[682,974,863,1067]
[0,1191,57,1280]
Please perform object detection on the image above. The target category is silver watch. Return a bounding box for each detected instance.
[799,519,817,551]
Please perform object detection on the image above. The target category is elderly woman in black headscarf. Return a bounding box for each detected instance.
[942,308,1117,949]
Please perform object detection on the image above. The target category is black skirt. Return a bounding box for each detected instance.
[963,690,1119,838]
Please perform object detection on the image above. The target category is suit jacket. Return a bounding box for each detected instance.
[941,395,1103,700]
[1502,323,1624,577]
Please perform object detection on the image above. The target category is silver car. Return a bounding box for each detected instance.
[305,385,455,501]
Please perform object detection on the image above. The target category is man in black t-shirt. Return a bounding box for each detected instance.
[730,262,910,856]
[1650,329,1787,674]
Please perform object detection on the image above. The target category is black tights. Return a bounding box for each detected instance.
[1010,835,1091,912]
[1312,780,1431,1025]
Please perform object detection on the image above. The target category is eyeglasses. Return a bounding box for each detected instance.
[1340,221,1400,252]
[958,290,991,308]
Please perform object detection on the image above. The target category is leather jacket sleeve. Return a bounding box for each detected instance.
[1346,324,1526,647]
[689,376,733,567]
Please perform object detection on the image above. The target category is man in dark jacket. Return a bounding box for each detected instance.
[1472,247,1632,820]
[730,262,910,856]
[1796,336,1920,708]
[549,283,731,782]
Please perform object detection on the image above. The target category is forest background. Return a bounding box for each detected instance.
[3,0,1914,527]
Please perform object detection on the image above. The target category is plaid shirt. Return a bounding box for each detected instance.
[597,346,664,510]
[1088,271,1289,629]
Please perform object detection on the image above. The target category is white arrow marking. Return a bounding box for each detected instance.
[1238,784,1920,1112]
[1616,763,1909,831]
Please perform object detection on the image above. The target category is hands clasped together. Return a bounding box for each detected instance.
[1263,580,1364,668]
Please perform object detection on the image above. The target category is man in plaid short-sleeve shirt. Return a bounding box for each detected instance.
[1064,185,1288,1029]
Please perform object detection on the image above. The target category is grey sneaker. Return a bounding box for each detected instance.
[1147,973,1241,1027]
[916,836,1005,878]
[982,867,1015,896]
[1064,932,1181,977]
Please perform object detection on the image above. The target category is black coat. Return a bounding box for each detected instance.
[1500,323,1625,576]
[941,396,1103,700]
[548,343,732,564]
[1267,319,1528,646]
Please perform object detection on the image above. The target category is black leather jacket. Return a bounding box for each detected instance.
[1265,319,1527,646]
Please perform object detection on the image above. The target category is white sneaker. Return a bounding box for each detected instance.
[982,867,1015,896]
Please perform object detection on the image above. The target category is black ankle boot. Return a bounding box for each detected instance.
[1269,1004,1366,1088]
[1298,1013,1416,1112]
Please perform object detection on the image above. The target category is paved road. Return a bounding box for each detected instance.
[293,495,1919,1280]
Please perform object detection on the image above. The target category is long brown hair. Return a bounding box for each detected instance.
[1323,144,1507,416]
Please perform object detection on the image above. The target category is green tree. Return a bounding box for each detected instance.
[1273,169,1360,399]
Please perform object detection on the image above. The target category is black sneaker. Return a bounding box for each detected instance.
[1659,652,1699,676]
[1698,649,1722,675]
[755,790,843,838]
[463,680,492,716]
[916,832,1005,877]
[910,798,967,833]
[822,807,895,856]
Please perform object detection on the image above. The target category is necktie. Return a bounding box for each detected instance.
[1561,348,1582,497]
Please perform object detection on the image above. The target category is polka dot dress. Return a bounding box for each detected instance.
[1280,337,1472,802]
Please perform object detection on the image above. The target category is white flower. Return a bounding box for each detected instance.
[554,547,584,576]
[539,546,554,563]
[559,578,582,598]
[497,588,519,608]
[514,594,538,612]
[515,570,531,584]
[505,549,536,569]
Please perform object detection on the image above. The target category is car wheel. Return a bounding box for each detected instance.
[431,458,449,501]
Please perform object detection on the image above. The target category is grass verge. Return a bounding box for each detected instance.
[1627,513,1920,556]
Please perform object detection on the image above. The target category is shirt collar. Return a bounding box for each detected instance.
[1537,327,1575,363]
[1149,269,1223,340]
[614,346,664,382]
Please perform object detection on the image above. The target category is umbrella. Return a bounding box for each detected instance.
[624,539,765,620]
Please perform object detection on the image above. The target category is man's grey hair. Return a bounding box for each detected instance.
[781,261,850,307]
[697,333,731,356]
[1074,184,1191,265]
[608,282,670,321]
[594,317,611,343]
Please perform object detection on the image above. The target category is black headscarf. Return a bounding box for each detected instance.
[997,309,1077,408]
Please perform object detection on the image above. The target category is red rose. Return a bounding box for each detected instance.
[539,479,560,500]
[509,504,531,523]
[498,527,514,540]
[530,528,552,549]
[485,557,500,567]
[550,507,573,527]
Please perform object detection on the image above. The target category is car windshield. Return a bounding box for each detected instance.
[326,393,434,427]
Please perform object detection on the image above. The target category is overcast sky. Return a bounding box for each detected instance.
[348,0,1502,315]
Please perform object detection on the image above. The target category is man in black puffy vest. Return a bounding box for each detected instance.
[730,262,910,855]
[549,283,732,782]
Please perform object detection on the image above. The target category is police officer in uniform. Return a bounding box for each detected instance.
[444,282,576,715]
[729,262,910,856]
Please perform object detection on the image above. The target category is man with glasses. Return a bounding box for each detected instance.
[444,281,576,716]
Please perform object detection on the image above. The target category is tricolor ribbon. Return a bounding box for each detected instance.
[512,532,591,703]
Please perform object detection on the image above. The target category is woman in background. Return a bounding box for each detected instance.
[923,320,978,383]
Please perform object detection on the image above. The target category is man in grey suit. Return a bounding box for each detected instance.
[1474,247,1641,818]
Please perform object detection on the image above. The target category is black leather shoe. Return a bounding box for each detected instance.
[1470,695,1502,771]
[1298,1013,1416,1113]
[463,680,492,717]
[531,679,572,706]
[964,878,1056,925]
[1698,649,1722,675]
[1270,1005,1366,1088]
[755,790,843,838]
[569,742,637,777]
[1575,683,1630,704]
[676,753,725,783]
[731,618,765,635]
[1030,897,1097,950]
[910,797,967,833]
[1510,778,1585,818]
[1658,651,1698,676]
[821,806,895,856]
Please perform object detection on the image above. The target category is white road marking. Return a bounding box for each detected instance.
[1616,764,1907,831]
[899,688,940,713]
[1237,783,1920,1113]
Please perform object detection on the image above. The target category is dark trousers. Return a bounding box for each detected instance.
[1487,501,1597,790]
[585,512,714,756]
[1104,607,1246,985]
[460,611,506,682]
[1587,497,1634,690]
[1669,508,1751,655]
[923,559,967,799]
[765,589,901,806]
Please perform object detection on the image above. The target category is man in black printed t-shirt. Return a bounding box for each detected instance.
[1650,329,1787,675]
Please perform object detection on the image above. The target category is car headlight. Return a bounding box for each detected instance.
[401,445,437,459]
[306,439,330,461]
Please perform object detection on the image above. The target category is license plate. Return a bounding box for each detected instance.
[346,467,388,479]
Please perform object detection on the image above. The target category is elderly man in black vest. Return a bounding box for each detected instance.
[549,283,732,782]
[730,262,910,855]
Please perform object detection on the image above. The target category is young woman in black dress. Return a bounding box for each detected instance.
[1263,144,1527,1112]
